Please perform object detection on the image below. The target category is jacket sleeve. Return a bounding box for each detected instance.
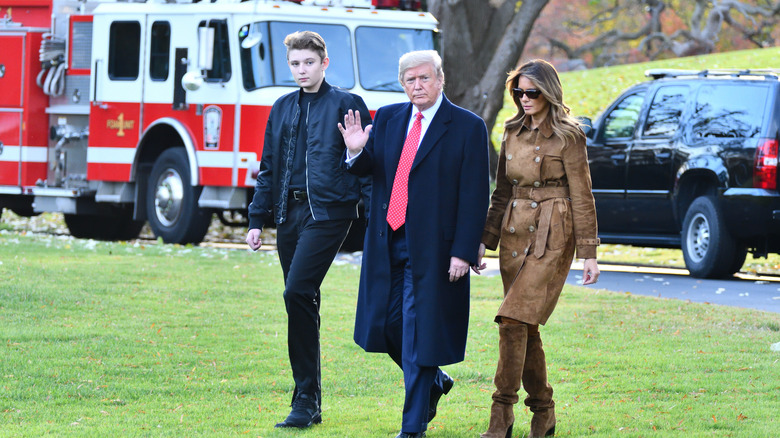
[349,93,373,218]
[562,132,599,259]
[482,131,511,251]
[247,110,276,231]
[450,115,491,265]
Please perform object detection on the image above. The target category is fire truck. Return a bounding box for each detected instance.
[0,0,437,244]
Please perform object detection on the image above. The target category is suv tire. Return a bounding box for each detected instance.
[681,195,744,278]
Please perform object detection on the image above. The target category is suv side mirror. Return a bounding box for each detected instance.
[578,116,594,138]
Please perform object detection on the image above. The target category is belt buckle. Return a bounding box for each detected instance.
[292,190,306,201]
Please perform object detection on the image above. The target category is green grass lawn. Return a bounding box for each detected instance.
[2,234,778,437]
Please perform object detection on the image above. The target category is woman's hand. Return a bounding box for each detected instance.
[471,243,487,275]
[582,258,600,285]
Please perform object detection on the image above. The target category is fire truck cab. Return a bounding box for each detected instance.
[0,0,437,243]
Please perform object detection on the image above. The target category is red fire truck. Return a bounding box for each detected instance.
[0,0,437,243]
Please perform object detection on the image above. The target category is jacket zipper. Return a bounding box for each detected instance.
[304,100,317,220]
[279,104,300,224]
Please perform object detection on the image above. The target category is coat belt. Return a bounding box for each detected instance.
[511,186,570,258]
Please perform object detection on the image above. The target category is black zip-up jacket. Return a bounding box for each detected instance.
[248,80,371,230]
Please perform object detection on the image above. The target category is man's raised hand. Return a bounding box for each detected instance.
[338,109,372,157]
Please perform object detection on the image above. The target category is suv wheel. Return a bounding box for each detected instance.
[681,195,744,278]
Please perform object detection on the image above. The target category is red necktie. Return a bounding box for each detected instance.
[387,112,423,231]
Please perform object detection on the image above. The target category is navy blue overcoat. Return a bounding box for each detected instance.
[349,95,490,366]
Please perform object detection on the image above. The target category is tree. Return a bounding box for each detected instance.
[428,0,550,175]
[536,0,780,67]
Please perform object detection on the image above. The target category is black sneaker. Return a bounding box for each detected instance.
[274,393,322,428]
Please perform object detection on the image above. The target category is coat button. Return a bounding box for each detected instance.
[512,251,518,258]
[533,181,541,187]
[380,230,384,237]
[535,146,540,151]
[529,225,536,232]
[524,248,529,254]
[509,227,515,233]
[512,179,518,185]
[534,156,540,163]
[531,201,538,208]
[382,203,388,210]
[507,154,513,160]
[512,201,517,208]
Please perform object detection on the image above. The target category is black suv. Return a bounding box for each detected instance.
[583,69,780,278]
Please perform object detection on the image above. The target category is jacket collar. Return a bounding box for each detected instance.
[298,79,332,101]
[519,114,554,139]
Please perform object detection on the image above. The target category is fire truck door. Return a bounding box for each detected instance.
[184,18,238,187]
[88,15,147,182]
[0,34,25,186]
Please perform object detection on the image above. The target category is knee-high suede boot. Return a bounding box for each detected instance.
[480,321,528,438]
[523,325,555,437]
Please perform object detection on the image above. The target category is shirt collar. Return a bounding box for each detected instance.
[415,93,444,121]
[519,114,554,138]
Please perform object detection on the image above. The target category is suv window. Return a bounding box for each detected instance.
[690,84,767,138]
[642,85,688,137]
[603,92,645,139]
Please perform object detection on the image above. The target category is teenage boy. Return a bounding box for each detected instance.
[246,30,371,429]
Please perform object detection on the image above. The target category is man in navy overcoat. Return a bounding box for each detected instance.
[339,50,490,438]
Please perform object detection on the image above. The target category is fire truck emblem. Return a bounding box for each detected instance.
[106,113,134,137]
[203,105,222,150]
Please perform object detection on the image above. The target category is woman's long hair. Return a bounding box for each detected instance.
[504,59,583,146]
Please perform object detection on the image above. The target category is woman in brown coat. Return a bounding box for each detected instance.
[473,60,600,437]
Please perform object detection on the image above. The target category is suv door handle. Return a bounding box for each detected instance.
[655,152,671,159]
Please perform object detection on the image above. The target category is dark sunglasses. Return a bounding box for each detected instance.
[512,88,542,99]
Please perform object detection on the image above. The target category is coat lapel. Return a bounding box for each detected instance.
[384,103,413,189]
[412,95,453,171]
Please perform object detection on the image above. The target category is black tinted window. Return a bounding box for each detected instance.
[108,21,140,80]
[356,27,435,92]
[198,20,232,82]
[269,22,353,89]
[643,85,688,137]
[603,92,645,139]
[690,84,767,138]
[150,21,170,81]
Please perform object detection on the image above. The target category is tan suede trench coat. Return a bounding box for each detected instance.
[482,116,599,325]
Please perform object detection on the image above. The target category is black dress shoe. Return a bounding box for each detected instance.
[427,371,454,422]
[395,432,426,438]
[274,393,321,428]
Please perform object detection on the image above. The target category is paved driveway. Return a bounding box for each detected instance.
[478,258,780,313]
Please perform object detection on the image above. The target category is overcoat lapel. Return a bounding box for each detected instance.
[384,103,413,189]
[411,96,452,171]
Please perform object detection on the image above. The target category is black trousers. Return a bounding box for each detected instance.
[276,197,352,404]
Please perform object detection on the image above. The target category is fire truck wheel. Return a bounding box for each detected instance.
[146,148,212,244]
[64,211,144,241]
